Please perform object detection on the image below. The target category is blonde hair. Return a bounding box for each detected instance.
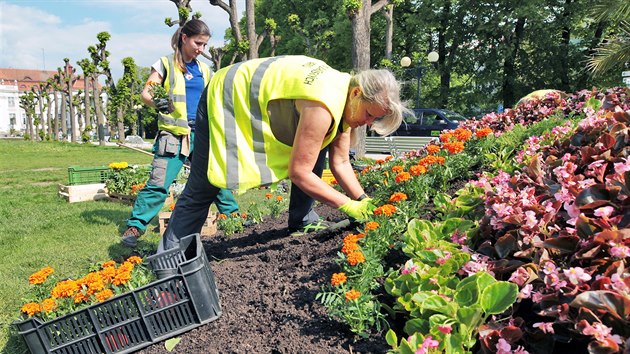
[171,19,210,72]
[349,69,411,138]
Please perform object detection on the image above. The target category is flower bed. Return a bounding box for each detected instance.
[14,233,221,354]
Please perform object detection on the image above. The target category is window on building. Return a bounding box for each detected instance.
[8,97,16,108]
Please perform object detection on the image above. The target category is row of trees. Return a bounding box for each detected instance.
[19,0,628,147]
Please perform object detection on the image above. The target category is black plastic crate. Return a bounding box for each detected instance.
[67,166,111,185]
[15,234,221,354]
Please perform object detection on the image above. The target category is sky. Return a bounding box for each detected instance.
[0,0,245,80]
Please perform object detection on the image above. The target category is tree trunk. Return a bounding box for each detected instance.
[117,109,125,142]
[246,0,258,59]
[93,82,106,146]
[68,85,77,143]
[46,95,53,139]
[53,90,60,140]
[60,91,68,139]
[384,5,393,60]
[502,17,525,108]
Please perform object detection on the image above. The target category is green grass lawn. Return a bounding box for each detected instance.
[0,140,267,353]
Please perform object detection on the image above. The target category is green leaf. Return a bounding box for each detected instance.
[457,305,483,328]
[480,282,518,314]
[455,272,496,306]
[403,318,429,335]
[165,337,181,352]
[385,329,398,348]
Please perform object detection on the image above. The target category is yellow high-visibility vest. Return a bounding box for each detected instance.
[158,54,212,136]
[206,55,351,191]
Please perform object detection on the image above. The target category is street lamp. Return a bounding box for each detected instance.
[400,51,439,108]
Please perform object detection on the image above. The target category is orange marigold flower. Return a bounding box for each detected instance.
[440,133,453,143]
[361,166,371,174]
[453,128,473,142]
[395,172,411,183]
[409,164,427,176]
[218,213,227,220]
[331,179,338,185]
[231,212,240,217]
[169,203,176,211]
[376,159,385,164]
[341,242,360,254]
[95,289,114,302]
[81,272,105,293]
[364,221,379,231]
[41,298,56,313]
[102,260,116,268]
[29,266,54,285]
[276,195,284,202]
[436,156,445,165]
[385,156,393,161]
[343,233,359,244]
[118,261,134,273]
[100,266,116,282]
[74,292,89,304]
[241,213,248,219]
[374,204,397,217]
[391,165,404,173]
[347,251,366,266]
[444,141,465,154]
[345,289,360,301]
[21,302,41,317]
[331,273,347,286]
[127,256,143,264]
[112,270,132,286]
[426,145,440,155]
[389,192,408,203]
[475,127,493,138]
[51,279,79,298]
[355,232,365,239]
[265,193,272,199]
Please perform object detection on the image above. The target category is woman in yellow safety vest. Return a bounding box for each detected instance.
[122,19,239,248]
[159,55,410,252]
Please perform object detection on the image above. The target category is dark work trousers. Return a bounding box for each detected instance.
[159,93,323,253]
[287,148,327,229]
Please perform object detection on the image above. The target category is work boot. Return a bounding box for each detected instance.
[121,226,142,247]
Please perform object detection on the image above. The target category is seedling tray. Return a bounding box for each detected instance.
[15,233,221,354]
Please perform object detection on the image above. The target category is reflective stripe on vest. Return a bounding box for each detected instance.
[207,56,351,191]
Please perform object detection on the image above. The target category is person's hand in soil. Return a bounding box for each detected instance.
[155,98,173,113]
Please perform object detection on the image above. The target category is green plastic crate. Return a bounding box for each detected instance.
[67,166,111,185]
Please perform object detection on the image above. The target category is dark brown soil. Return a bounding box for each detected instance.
[140,204,389,354]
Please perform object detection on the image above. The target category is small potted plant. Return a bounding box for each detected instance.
[146,81,175,113]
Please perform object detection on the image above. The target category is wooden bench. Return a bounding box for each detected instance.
[365,136,435,155]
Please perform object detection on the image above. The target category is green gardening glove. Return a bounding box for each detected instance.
[338,198,376,221]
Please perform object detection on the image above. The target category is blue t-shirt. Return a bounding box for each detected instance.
[184,60,205,125]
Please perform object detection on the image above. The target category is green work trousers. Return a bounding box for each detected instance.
[126,130,239,232]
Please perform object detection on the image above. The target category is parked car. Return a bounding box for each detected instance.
[392,108,464,137]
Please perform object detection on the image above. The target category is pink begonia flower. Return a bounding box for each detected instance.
[496,339,512,354]
[493,203,514,218]
[563,267,592,285]
[564,202,581,226]
[416,336,439,354]
[594,206,614,219]
[509,267,530,286]
[554,187,572,203]
[429,277,438,285]
[614,158,630,174]
[577,178,596,189]
[532,291,543,303]
[437,324,452,334]
[533,322,555,334]
[610,273,630,293]
[450,230,466,245]
[542,261,556,275]
[545,273,567,290]
[518,284,533,300]
[436,251,451,265]
[401,260,418,275]
[609,244,630,258]
[580,322,622,344]
[524,210,538,229]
